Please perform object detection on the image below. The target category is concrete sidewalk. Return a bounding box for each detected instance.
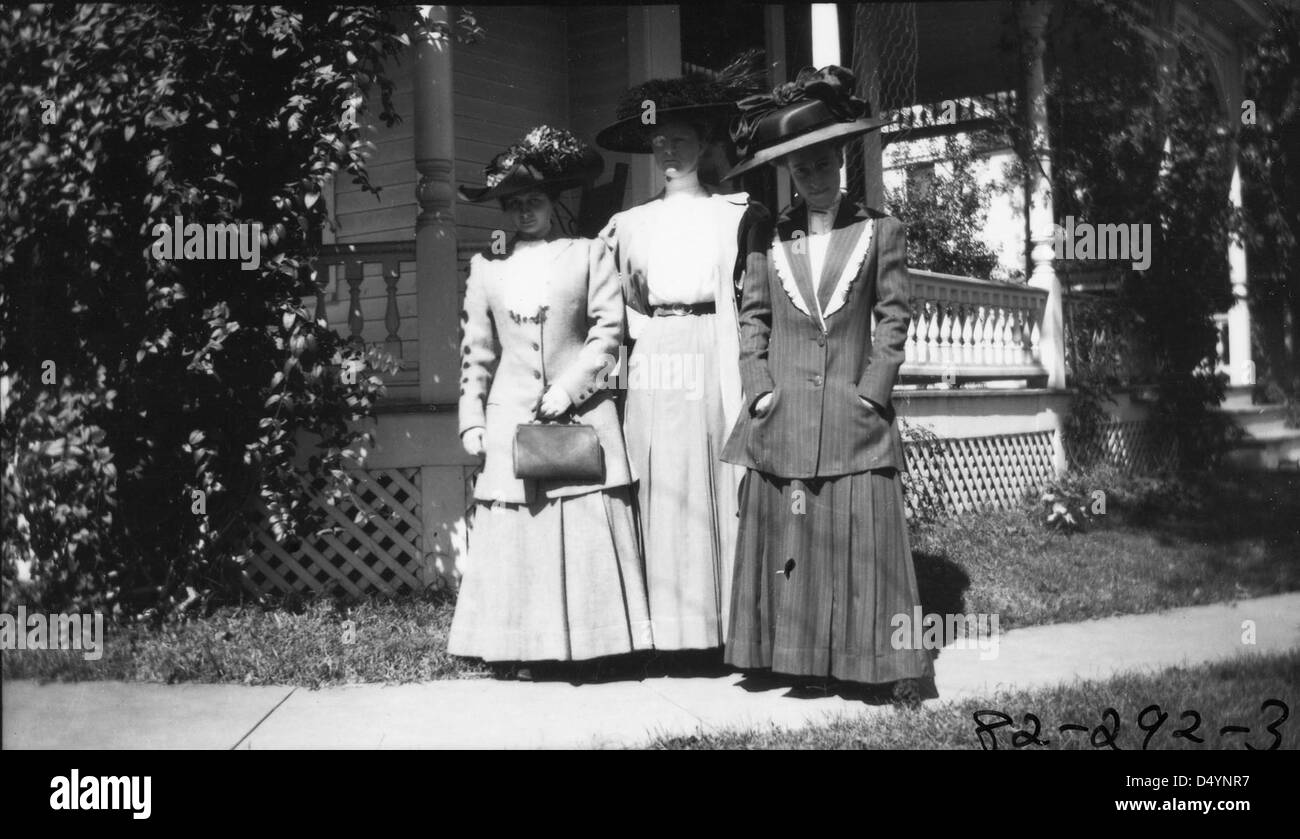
[4,593,1297,748]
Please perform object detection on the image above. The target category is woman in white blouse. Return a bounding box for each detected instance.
[596,75,767,652]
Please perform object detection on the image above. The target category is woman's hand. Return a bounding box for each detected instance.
[753,391,775,417]
[461,428,486,457]
[537,386,574,419]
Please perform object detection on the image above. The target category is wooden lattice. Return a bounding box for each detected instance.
[903,430,1059,517]
[239,422,1176,595]
[1066,420,1178,475]
[244,467,423,597]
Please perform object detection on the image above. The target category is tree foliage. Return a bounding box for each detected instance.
[1240,6,1300,421]
[885,134,1004,281]
[1041,0,1237,467]
[0,5,478,618]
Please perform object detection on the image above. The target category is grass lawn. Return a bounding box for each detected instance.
[911,467,1300,631]
[4,469,1297,687]
[645,650,1300,749]
[1,590,490,687]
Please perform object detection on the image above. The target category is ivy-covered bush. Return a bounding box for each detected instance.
[0,5,478,618]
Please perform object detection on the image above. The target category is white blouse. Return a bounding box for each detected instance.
[600,186,752,430]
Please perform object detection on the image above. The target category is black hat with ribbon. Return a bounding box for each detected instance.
[459,126,604,203]
[595,50,766,154]
[724,66,891,180]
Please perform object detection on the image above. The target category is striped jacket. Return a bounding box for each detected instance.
[721,197,910,479]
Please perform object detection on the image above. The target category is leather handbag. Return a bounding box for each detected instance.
[513,417,605,482]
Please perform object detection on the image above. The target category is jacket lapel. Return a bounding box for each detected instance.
[816,201,879,319]
[775,202,821,325]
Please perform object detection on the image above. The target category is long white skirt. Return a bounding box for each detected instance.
[448,485,654,662]
[624,312,742,649]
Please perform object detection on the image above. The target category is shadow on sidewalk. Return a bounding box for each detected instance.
[487,648,734,685]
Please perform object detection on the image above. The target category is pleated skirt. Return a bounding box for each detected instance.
[448,485,654,663]
[725,468,936,685]
[624,312,741,650]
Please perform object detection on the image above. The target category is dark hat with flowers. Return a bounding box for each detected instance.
[595,50,766,154]
[724,65,892,180]
[459,126,604,203]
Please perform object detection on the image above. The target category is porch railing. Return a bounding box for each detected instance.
[900,269,1049,386]
[313,245,1054,399]
[1211,311,1231,379]
[303,241,420,404]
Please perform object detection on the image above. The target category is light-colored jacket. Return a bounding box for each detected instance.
[459,236,633,503]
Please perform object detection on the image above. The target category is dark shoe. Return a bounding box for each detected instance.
[891,677,923,710]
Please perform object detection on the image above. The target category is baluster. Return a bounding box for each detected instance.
[958,302,973,366]
[915,300,931,365]
[938,302,954,368]
[925,300,940,365]
[981,303,997,364]
[1030,310,1042,363]
[905,301,918,362]
[993,306,1009,366]
[972,305,988,366]
[1012,307,1026,364]
[346,260,364,345]
[384,259,402,358]
[314,264,329,326]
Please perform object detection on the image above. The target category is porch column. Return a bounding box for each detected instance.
[1227,155,1253,385]
[1220,49,1254,387]
[764,5,792,209]
[811,5,848,188]
[1019,3,1064,389]
[626,5,681,205]
[414,6,458,405]
[1019,1,1066,475]
[414,6,459,587]
[851,4,885,211]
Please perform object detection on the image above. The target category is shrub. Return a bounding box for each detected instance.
[0,6,478,619]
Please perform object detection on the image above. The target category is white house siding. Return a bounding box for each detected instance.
[565,5,633,207]
[454,7,571,246]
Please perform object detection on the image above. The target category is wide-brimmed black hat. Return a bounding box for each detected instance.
[459,126,604,203]
[596,51,765,154]
[724,66,892,180]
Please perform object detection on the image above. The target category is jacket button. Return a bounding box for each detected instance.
[531,342,540,351]
[811,374,823,386]
[533,370,541,379]
[817,334,826,347]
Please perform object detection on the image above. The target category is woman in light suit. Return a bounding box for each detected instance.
[449,127,652,675]
[595,64,767,653]
[721,68,935,705]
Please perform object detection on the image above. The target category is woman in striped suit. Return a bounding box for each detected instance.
[720,67,935,705]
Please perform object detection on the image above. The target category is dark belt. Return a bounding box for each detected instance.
[651,302,716,317]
